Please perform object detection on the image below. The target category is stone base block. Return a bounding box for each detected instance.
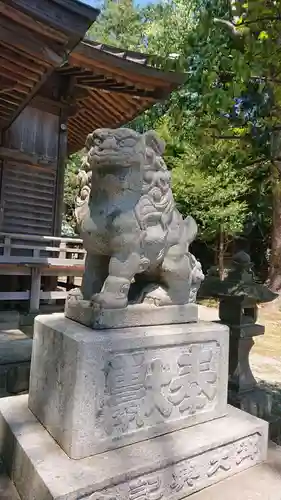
[28,314,229,459]
[0,330,32,397]
[0,396,268,500]
[65,301,199,329]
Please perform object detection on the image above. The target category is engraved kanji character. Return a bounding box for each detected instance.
[105,353,147,432]
[168,345,217,414]
[144,359,173,418]
[129,477,163,500]
[170,464,200,492]
[207,450,231,477]
[236,435,259,465]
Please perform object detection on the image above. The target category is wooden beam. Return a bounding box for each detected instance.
[72,42,186,87]
[7,0,99,38]
[2,71,62,132]
[0,57,41,83]
[0,2,67,44]
[0,95,22,106]
[0,45,46,74]
[53,115,68,236]
[89,88,134,116]
[30,267,41,312]
[0,68,34,89]
[0,291,29,300]
[0,147,56,167]
[79,99,120,126]
[0,20,62,66]
[76,83,159,101]
[0,103,16,113]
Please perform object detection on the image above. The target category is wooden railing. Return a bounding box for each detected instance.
[0,232,86,312]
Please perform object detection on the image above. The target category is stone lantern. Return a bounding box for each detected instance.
[200,251,277,419]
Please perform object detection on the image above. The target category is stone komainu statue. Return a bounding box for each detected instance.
[72,128,203,309]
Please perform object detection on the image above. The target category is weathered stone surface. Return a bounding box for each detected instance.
[65,300,199,329]
[70,127,203,311]
[28,314,229,459]
[0,396,268,500]
[191,442,281,500]
[0,330,32,397]
[0,458,20,500]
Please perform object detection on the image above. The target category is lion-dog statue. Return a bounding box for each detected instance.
[69,128,204,309]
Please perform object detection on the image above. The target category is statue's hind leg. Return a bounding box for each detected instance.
[158,246,192,305]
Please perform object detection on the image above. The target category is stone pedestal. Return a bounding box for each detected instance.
[65,300,199,329]
[0,313,268,500]
[29,314,228,459]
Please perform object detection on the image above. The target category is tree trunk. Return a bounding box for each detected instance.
[268,161,281,292]
[218,227,225,280]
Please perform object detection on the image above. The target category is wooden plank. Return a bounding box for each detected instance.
[1,225,49,236]
[3,69,61,130]
[3,236,10,257]
[0,243,85,254]
[8,0,99,37]
[0,69,33,89]
[0,256,85,266]
[4,211,53,224]
[0,57,40,83]
[0,147,57,167]
[89,89,127,119]
[0,22,61,65]
[0,84,29,96]
[42,268,84,277]
[0,102,17,112]
[0,2,67,44]
[54,112,68,236]
[76,82,158,100]
[40,290,67,300]
[1,219,52,232]
[30,267,41,312]
[0,291,29,300]
[5,198,55,211]
[5,186,53,201]
[0,21,63,130]
[0,43,51,74]
[81,94,124,124]
[70,48,170,90]
[0,95,22,107]
[0,263,83,276]
[5,162,56,176]
[0,267,30,275]
[0,232,83,244]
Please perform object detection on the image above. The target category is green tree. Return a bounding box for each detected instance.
[88,0,145,50]
[140,0,280,285]
[63,152,82,234]
[67,0,277,282]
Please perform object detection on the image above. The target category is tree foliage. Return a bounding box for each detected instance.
[88,0,145,50]
[65,0,280,282]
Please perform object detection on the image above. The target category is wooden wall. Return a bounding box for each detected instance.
[0,104,60,235]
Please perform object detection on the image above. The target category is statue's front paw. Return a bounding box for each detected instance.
[91,292,128,309]
[67,287,83,304]
[143,286,173,306]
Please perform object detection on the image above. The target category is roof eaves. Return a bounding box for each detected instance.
[73,39,187,87]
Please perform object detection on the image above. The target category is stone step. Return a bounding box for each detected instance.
[0,312,20,331]
[189,442,281,500]
[0,460,20,500]
[0,396,268,500]
[0,329,32,397]
[0,444,279,500]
